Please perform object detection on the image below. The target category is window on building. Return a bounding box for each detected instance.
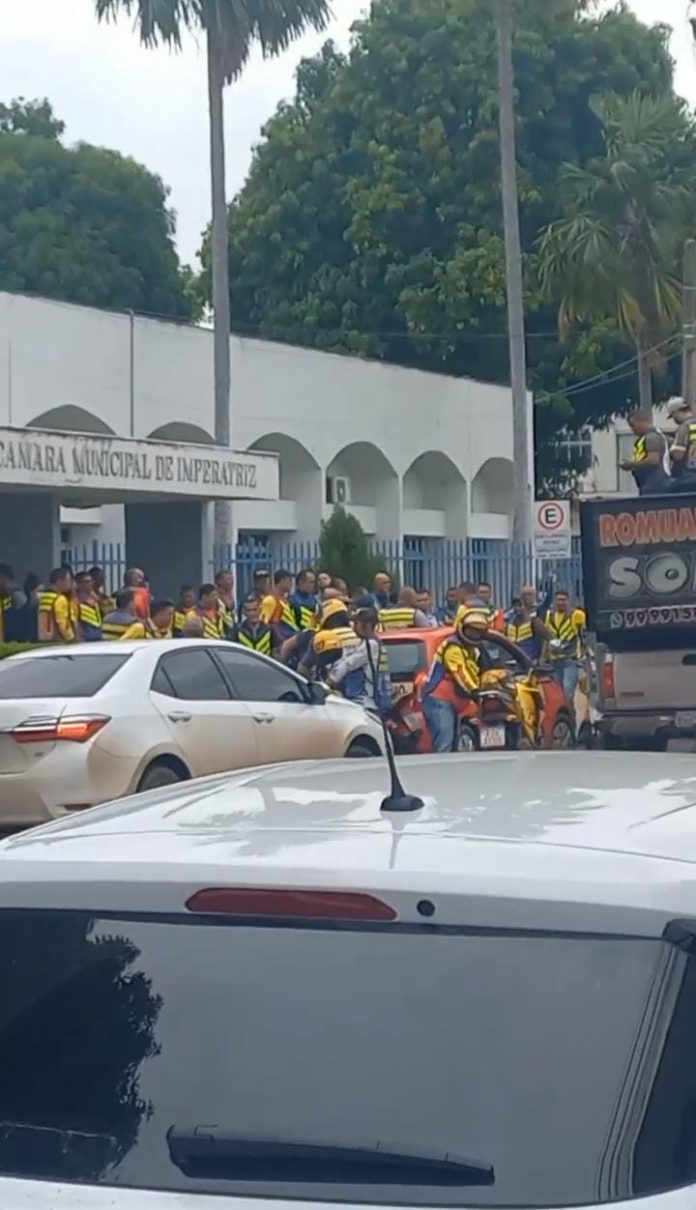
[555,429,593,475]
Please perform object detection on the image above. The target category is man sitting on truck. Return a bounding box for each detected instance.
[667,397,696,493]
[620,410,671,496]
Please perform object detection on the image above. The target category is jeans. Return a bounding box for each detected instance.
[422,694,457,753]
[553,660,579,705]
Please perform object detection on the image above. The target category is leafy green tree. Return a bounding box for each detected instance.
[539,91,696,412]
[206,0,682,487]
[95,0,331,547]
[0,99,192,317]
[319,507,385,591]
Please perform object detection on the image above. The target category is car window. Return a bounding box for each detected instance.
[0,910,693,1206]
[382,640,427,680]
[153,650,230,702]
[214,648,306,704]
[0,653,129,698]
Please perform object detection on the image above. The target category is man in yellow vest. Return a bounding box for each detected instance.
[38,568,78,643]
[188,584,226,640]
[120,599,176,640]
[667,397,696,493]
[229,595,273,656]
[260,568,299,650]
[620,410,670,495]
[545,589,586,707]
[379,587,429,631]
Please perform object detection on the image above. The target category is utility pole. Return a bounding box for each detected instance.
[497,0,532,543]
[683,238,696,409]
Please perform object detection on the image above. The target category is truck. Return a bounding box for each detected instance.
[580,494,696,750]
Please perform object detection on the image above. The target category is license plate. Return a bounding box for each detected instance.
[479,724,506,749]
[676,711,696,728]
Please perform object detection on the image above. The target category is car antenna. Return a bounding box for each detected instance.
[364,626,424,813]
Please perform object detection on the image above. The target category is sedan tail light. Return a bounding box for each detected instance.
[186,888,397,921]
[11,715,110,745]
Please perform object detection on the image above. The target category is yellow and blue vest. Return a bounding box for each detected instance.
[505,618,541,660]
[545,610,585,660]
[78,599,103,642]
[379,607,418,631]
[231,621,273,657]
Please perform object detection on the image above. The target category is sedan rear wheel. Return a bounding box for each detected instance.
[137,761,186,793]
[345,740,378,758]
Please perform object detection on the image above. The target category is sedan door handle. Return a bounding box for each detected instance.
[168,711,192,723]
[252,713,274,724]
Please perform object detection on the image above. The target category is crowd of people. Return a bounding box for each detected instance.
[0,558,586,743]
[623,399,696,495]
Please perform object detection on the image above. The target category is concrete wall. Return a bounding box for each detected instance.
[0,291,521,542]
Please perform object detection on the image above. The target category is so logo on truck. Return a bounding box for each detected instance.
[581,499,696,635]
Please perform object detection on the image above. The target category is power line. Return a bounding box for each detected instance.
[537,335,681,402]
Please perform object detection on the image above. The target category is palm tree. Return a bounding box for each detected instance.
[539,90,696,413]
[95,0,331,545]
[496,0,531,543]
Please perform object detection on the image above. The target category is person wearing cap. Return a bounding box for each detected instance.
[312,598,360,680]
[420,606,489,752]
[620,409,671,495]
[327,606,391,714]
[667,397,696,493]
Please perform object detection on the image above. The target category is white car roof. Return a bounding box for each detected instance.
[5,638,233,658]
[3,752,696,934]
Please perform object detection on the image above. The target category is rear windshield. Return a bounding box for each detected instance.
[0,910,695,1205]
[0,654,129,698]
[383,639,427,679]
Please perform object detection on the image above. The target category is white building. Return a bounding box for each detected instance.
[0,292,519,580]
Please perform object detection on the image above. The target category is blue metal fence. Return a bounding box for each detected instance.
[63,536,583,606]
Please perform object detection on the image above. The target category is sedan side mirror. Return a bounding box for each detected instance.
[308,680,328,705]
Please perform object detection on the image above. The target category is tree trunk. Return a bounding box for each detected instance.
[207,27,233,551]
[497,0,532,543]
[636,328,653,415]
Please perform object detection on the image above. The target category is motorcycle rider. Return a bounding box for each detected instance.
[312,598,360,679]
[421,606,488,753]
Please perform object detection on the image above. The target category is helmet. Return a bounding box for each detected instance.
[455,605,489,637]
[319,598,347,625]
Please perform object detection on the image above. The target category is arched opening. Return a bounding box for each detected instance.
[472,458,514,515]
[247,433,321,541]
[148,423,214,445]
[28,405,115,436]
[326,442,400,539]
[403,450,468,541]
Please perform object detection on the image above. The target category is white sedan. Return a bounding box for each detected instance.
[0,639,383,828]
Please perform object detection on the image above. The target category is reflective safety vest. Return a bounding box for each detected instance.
[290,593,317,631]
[683,422,696,470]
[341,639,392,714]
[379,607,418,631]
[231,621,273,656]
[173,607,190,637]
[423,637,480,701]
[0,595,20,643]
[217,599,236,636]
[545,610,584,660]
[190,608,226,641]
[78,599,103,642]
[101,609,137,641]
[505,618,541,660]
[633,435,647,462]
[38,592,77,643]
[314,624,359,676]
[145,621,173,640]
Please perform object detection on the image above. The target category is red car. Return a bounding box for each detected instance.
[382,626,575,753]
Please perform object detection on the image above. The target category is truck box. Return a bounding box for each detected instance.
[580,494,696,645]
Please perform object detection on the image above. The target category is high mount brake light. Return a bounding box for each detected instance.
[185,888,397,921]
[11,715,110,744]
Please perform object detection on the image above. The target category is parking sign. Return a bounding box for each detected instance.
[533,500,572,559]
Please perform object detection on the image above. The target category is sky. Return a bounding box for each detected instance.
[0,0,694,267]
